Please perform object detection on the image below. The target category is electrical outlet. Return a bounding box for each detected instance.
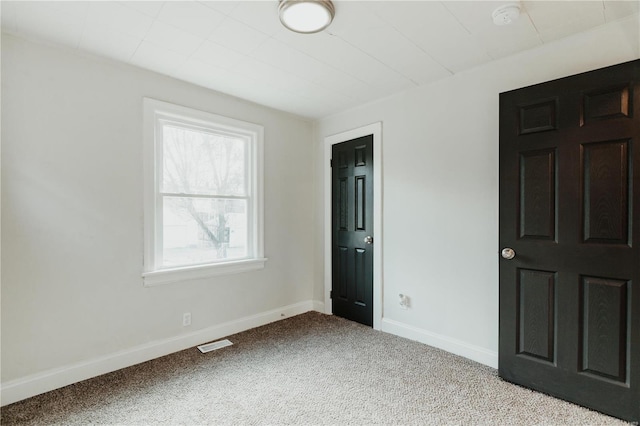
[183,312,191,327]
[399,294,410,310]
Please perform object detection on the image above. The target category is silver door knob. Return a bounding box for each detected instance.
[501,248,516,260]
[364,236,373,244]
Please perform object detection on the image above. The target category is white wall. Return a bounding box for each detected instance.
[1,35,315,403]
[314,16,640,367]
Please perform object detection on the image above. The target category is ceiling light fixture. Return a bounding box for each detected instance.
[492,3,521,26]
[279,0,335,34]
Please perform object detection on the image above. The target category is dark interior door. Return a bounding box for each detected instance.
[332,135,374,327]
[499,59,640,422]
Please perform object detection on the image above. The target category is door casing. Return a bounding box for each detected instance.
[324,122,382,330]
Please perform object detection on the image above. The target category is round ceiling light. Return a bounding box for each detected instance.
[279,0,335,34]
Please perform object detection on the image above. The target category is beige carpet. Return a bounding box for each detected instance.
[0,312,626,425]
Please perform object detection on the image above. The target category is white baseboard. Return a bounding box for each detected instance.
[381,318,498,369]
[1,300,316,406]
[312,300,325,313]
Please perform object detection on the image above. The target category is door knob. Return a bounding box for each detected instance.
[501,248,516,260]
[364,236,373,244]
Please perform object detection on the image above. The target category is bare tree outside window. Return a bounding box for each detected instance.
[160,124,248,267]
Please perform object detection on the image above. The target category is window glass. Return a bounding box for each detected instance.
[162,197,248,267]
[161,123,247,196]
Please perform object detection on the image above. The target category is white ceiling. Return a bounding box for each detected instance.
[2,1,639,119]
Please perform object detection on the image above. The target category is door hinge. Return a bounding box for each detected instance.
[330,159,333,167]
[330,290,333,299]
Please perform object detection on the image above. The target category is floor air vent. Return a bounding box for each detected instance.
[197,339,233,353]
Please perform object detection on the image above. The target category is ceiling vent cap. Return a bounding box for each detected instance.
[492,3,521,26]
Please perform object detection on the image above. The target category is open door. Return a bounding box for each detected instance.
[499,60,640,422]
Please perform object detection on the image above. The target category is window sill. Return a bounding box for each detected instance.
[142,258,267,287]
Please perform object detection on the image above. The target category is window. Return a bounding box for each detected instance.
[143,98,265,286]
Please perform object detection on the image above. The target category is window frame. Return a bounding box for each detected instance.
[142,98,265,287]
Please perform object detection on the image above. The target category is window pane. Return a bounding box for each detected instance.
[162,196,248,268]
[161,124,246,196]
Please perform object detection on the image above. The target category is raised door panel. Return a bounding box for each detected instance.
[517,269,556,363]
[338,178,348,231]
[354,144,367,167]
[354,248,366,306]
[519,98,558,135]
[519,150,556,240]
[582,85,631,124]
[582,140,630,245]
[337,247,349,301]
[355,176,366,231]
[580,276,630,384]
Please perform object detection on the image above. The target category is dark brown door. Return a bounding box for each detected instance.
[332,135,374,326]
[499,60,640,422]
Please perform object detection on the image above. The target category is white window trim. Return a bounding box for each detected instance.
[142,98,265,287]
